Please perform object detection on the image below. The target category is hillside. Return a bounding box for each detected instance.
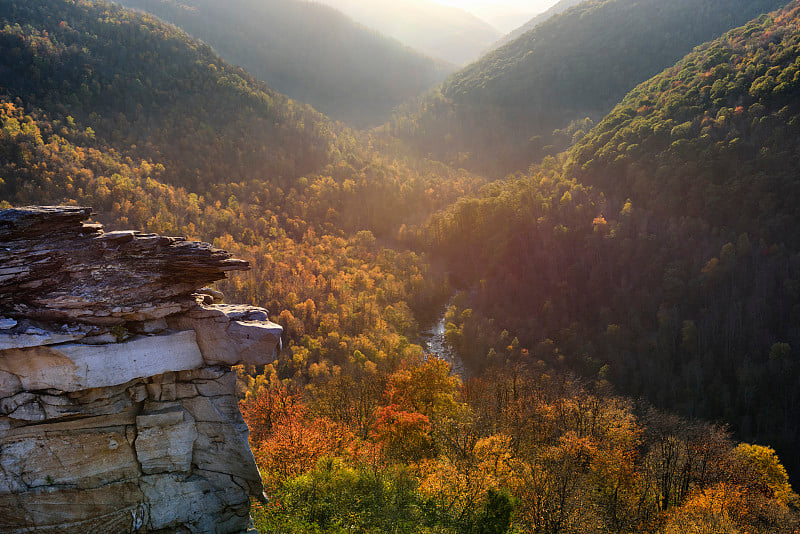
[426,0,800,484]
[117,0,451,127]
[0,0,483,352]
[469,3,537,34]
[568,4,800,243]
[0,0,337,192]
[393,0,788,177]
[315,0,501,66]
[0,0,477,213]
[2,0,800,531]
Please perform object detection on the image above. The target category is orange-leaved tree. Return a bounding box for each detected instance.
[241,386,355,480]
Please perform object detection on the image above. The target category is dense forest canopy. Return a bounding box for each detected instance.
[0,0,337,191]
[0,0,483,418]
[569,5,800,244]
[117,0,451,127]
[392,0,788,177]
[1,0,799,531]
[427,0,800,491]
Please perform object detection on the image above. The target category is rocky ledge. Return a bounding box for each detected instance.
[0,207,282,533]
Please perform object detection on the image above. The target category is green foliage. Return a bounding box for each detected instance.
[0,0,334,192]
[424,1,800,487]
[392,0,786,177]
[253,459,428,533]
[109,324,130,343]
[569,2,800,245]
[117,0,451,127]
[474,489,516,534]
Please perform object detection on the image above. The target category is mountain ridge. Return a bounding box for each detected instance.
[392,0,789,177]
[117,0,452,127]
[315,0,501,65]
[492,0,582,49]
[2,0,800,529]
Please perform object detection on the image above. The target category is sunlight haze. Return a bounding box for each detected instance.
[433,0,562,32]
[4,0,800,532]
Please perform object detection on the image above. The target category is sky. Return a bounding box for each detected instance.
[435,0,559,9]
[432,0,562,32]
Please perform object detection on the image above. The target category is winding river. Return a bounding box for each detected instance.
[418,303,466,377]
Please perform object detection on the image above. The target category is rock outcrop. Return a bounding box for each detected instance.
[0,207,282,533]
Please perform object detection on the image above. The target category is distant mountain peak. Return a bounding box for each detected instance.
[314,0,502,65]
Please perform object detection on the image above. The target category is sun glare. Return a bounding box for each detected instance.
[433,0,561,15]
[429,0,562,32]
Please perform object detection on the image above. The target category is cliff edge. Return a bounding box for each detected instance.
[0,207,282,533]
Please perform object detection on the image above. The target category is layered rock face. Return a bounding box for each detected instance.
[0,207,282,533]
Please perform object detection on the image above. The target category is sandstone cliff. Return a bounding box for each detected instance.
[0,207,282,533]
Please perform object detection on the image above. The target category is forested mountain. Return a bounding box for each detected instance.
[568,5,800,244]
[0,0,482,379]
[2,0,799,531]
[492,0,582,49]
[315,0,501,66]
[0,0,336,192]
[392,0,788,177]
[117,0,451,127]
[427,0,800,487]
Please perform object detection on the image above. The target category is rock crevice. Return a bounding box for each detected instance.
[0,207,281,533]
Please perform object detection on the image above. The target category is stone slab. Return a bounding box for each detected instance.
[0,482,145,533]
[135,404,197,475]
[0,430,139,492]
[169,305,281,366]
[140,474,251,533]
[0,331,204,395]
[0,330,86,351]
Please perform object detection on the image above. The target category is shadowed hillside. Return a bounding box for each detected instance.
[393,0,788,177]
[118,0,452,127]
[426,0,800,485]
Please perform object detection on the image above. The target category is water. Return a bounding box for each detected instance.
[418,302,466,377]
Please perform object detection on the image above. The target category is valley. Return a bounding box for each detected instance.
[1,0,799,532]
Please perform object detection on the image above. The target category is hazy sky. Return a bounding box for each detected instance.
[433,0,562,31]
[435,0,559,9]
[434,0,561,16]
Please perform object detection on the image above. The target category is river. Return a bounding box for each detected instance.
[418,302,466,377]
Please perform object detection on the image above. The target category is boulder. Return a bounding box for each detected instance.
[169,304,283,366]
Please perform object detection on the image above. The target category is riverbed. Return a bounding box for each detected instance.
[418,303,466,377]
